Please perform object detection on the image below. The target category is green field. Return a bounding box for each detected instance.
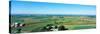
[10,14,96,33]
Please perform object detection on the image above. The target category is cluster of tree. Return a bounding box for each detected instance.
[41,24,68,31]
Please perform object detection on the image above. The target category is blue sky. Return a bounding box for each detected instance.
[10,1,96,15]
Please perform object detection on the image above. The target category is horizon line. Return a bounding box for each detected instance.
[10,14,96,15]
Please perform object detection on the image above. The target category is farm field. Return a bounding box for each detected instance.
[10,14,96,33]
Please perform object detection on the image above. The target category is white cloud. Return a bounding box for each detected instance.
[18,0,96,5]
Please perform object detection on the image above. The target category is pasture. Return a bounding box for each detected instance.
[10,14,96,33]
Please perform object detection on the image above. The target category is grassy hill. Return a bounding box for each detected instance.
[10,14,96,33]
